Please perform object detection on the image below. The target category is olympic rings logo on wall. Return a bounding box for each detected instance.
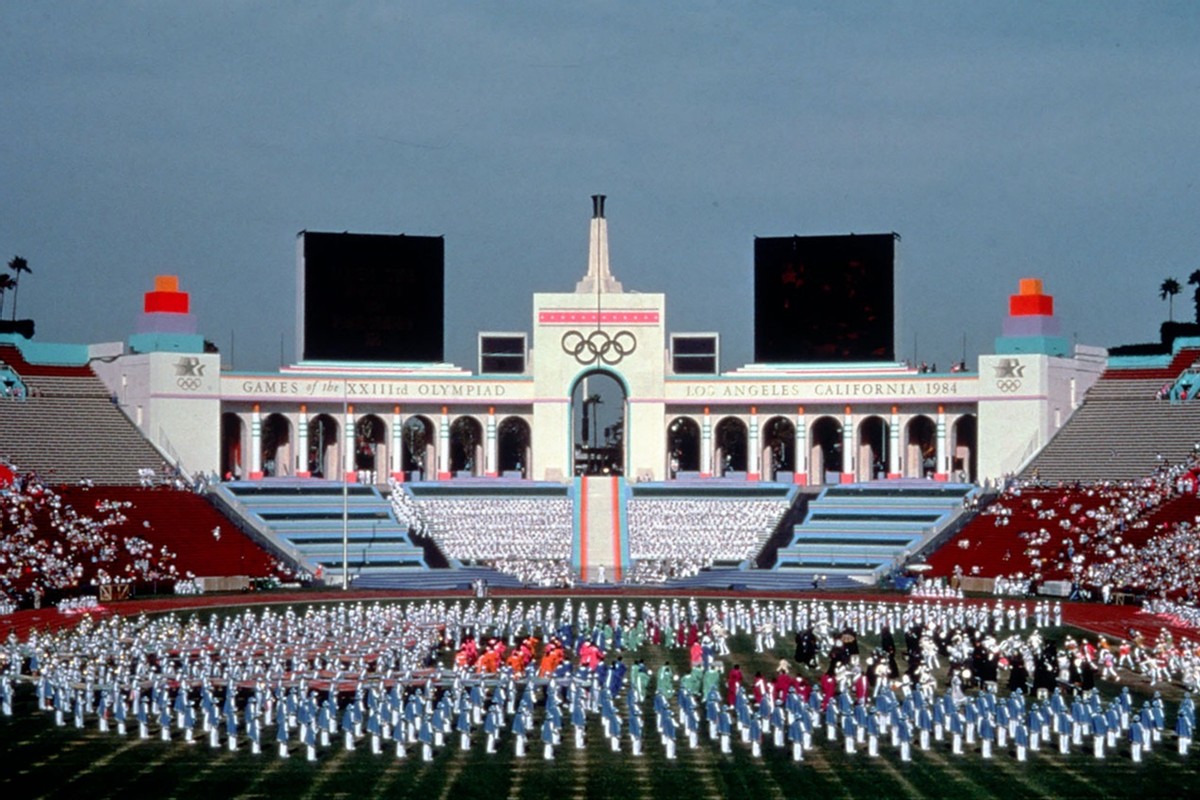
[176,377,203,391]
[996,379,1022,393]
[561,329,638,366]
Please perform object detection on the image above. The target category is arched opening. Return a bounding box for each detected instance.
[450,416,484,477]
[666,417,701,478]
[952,415,978,483]
[713,417,748,477]
[761,416,795,482]
[905,415,936,478]
[809,416,843,484]
[307,414,340,479]
[261,413,292,477]
[571,371,627,476]
[402,416,436,481]
[498,416,531,478]
[857,416,888,482]
[220,413,244,480]
[355,414,388,484]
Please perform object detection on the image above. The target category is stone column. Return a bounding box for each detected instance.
[793,407,807,485]
[343,404,357,483]
[295,405,310,477]
[700,407,713,478]
[249,405,263,480]
[935,405,949,481]
[841,406,855,484]
[437,406,451,480]
[747,406,760,481]
[390,406,405,481]
[888,406,902,478]
[485,407,498,477]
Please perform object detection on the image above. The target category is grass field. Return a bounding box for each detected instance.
[2,594,1199,800]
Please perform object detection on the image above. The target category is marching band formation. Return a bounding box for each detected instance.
[1,596,1196,767]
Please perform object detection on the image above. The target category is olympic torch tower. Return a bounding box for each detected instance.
[530,195,666,483]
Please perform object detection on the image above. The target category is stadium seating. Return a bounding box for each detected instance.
[625,483,798,583]
[926,458,1200,599]
[0,345,164,485]
[0,478,286,607]
[214,480,428,584]
[401,481,573,586]
[1021,346,1200,482]
[774,481,975,582]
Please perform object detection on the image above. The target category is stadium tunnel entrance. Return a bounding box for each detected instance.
[714,417,748,477]
[498,416,531,478]
[762,415,795,482]
[570,370,626,476]
[354,414,388,484]
[809,415,842,484]
[667,416,700,478]
[402,416,436,481]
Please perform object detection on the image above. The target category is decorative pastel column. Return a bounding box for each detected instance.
[344,404,357,483]
[700,407,713,478]
[485,407,498,477]
[747,406,760,481]
[793,407,807,485]
[888,406,902,478]
[296,405,310,477]
[390,406,405,481]
[437,406,451,480]
[935,405,949,481]
[841,406,855,484]
[249,404,263,480]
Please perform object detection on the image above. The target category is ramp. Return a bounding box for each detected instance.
[573,475,626,583]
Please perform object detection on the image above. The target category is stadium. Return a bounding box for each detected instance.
[2,197,1199,799]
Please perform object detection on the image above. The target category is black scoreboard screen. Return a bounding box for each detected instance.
[754,233,896,363]
[298,231,444,362]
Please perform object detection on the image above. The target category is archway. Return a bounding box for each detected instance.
[220,413,244,480]
[571,371,627,476]
[713,417,748,477]
[809,416,843,484]
[857,416,888,482]
[307,414,339,479]
[761,416,795,482]
[666,416,701,478]
[952,415,978,483]
[498,416,531,478]
[905,415,936,478]
[355,414,388,483]
[450,416,484,477]
[261,413,292,477]
[401,416,436,481]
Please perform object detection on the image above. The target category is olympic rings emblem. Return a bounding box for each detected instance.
[996,379,1022,394]
[561,329,638,366]
[177,377,203,391]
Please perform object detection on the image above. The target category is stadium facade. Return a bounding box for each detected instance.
[6,198,1105,487]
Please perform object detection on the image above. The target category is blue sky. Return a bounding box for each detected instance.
[3,2,1199,371]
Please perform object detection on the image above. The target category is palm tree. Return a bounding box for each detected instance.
[1161,277,1182,322]
[7,256,31,321]
[0,274,13,318]
[1189,270,1200,324]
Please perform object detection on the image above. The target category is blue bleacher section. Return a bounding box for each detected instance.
[774,480,976,583]
[214,479,428,584]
